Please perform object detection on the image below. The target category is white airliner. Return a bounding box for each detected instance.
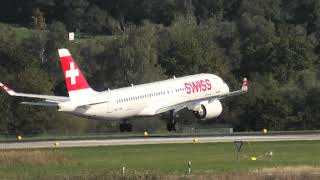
[0,49,248,132]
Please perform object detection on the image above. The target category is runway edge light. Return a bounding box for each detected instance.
[263,128,268,134]
[251,157,257,161]
[53,142,60,147]
[17,135,22,140]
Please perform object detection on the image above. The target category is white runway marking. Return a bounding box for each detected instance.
[1,134,320,149]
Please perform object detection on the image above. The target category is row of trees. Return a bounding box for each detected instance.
[0,0,319,134]
[1,0,320,34]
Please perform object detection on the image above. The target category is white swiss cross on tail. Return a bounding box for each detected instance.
[66,62,79,85]
[58,49,97,100]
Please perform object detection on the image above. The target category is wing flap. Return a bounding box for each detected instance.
[155,103,188,114]
[20,101,59,107]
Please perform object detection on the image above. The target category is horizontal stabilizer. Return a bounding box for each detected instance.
[0,82,69,102]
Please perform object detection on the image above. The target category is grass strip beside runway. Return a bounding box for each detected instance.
[0,141,320,179]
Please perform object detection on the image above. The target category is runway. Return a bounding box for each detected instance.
[1,134,320,149]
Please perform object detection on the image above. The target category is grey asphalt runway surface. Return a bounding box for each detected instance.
[1,134,320,149]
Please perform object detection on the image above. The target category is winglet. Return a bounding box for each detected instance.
[241,78,248,91]
[0,83,16,95]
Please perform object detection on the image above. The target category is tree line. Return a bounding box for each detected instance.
[0,0,319,134]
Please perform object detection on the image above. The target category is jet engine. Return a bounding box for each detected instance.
[191,100,222,120]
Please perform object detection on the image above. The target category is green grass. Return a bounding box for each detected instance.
[0,141,320,179]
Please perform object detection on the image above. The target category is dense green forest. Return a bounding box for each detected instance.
[0,0,319,134]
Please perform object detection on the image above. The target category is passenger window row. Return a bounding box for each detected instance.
[116,87,187,103]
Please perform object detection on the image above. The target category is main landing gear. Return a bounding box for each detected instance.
[119,120,132,132]
[167,110,177,132]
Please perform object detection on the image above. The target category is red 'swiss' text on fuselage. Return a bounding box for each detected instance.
[184,79,212,94]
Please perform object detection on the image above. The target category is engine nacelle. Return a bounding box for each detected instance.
[192,100,222,120]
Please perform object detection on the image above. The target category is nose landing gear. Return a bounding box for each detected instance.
[167,121,176,132]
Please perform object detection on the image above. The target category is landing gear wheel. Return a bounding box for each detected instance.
[126,123,132,132]
[119,122,133,132]
[120,124,126,132]
[167,122,176,132]
[167,123,173,131]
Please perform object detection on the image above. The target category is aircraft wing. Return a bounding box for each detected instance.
[0,83,69,105]
[20,101,60,107]
[155,78,248,114]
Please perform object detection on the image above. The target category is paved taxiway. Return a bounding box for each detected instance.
[1,134,320,149]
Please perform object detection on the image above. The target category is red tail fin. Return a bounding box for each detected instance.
[58,49,96,100]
